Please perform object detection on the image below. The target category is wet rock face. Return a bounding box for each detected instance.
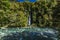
[0,28,58,40]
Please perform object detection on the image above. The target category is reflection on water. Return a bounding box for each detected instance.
[0,27,58,40]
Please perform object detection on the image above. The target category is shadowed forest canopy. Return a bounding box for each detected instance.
[0,0,60,28]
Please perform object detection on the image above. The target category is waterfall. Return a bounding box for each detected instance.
[28,15,31,26]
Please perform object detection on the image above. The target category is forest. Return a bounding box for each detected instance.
[0,0,60,28]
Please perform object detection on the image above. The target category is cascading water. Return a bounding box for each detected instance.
[28,15,31,26]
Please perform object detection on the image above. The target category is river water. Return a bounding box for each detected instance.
[0,27,59,40]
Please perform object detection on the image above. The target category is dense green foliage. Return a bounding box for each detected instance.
[0,0,59,27]
[53,1,60,28]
